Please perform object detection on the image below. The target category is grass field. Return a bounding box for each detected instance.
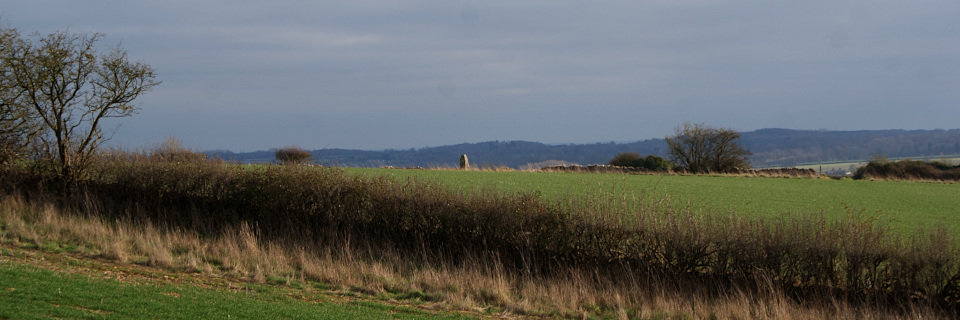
[349,168,960,235]
[0,245,475,320]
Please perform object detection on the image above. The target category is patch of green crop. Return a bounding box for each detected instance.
[0,261,475,319]
[347,168,960,236]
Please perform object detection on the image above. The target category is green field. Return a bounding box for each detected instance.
[0,250,473,320]
[349,168,960,236]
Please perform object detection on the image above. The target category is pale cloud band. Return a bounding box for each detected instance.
[4,1,958,151]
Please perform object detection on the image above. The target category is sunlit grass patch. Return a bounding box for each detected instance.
[347,168,960,235]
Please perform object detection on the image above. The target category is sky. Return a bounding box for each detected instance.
[4,1,960,151]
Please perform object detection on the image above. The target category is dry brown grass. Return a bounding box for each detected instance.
[0,193,953,319]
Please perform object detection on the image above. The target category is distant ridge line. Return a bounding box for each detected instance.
[206,128,960,169]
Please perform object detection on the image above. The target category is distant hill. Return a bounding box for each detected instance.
[742,129,960,167]
[208,128,960,168]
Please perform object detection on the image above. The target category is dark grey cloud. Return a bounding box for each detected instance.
[4,1,959,151]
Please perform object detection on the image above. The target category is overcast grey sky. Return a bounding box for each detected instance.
[5,1,959,151]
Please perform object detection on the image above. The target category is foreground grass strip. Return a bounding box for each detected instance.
[0,256,474,319]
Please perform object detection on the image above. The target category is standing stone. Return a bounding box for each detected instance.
[459,154,469,170]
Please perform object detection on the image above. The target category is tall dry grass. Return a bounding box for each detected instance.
[1,149,959,318]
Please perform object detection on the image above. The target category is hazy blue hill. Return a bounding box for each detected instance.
[209,129,960,168]
[741,129,960,167]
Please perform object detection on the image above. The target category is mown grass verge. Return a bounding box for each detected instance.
[2,151,959,318]
[0,246,472,319]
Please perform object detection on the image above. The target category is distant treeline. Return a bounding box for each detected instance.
[208,128,960,168]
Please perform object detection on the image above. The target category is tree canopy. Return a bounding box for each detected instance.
[665,122,751,173]
[0,25,159,183]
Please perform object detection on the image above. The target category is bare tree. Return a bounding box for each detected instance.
[666,122,751,173]
[1,26,159,183]
[0,27,41,163]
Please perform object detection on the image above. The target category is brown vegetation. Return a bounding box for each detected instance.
[855,158,960,181]
[1,152,959,318]
[666,122,752,173]
[608,152,674,172]
[0,26,159,185]
[274,145,313,165]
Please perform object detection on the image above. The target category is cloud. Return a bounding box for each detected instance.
[4,1,960,150]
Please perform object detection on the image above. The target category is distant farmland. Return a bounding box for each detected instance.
[793,157,960,174]
[349,168,960,236]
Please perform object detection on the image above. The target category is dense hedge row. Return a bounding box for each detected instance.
[3,155,959,313]
[855,159,960,181]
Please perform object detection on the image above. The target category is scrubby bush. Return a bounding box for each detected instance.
[609,152,674,172]
[638,155,674,172]
[855,158,960,181]
[150,137,207,163]
[609,152,641,167]
[274,146,313,165]
[930,161,956,171]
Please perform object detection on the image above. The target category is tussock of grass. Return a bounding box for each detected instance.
[2,151,959,318]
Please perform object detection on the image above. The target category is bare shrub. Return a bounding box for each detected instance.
[150,137,207,163]
[666,122,751,173]
[275,146,313,165]
[0,26,159,185]
[855,158,960,181]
